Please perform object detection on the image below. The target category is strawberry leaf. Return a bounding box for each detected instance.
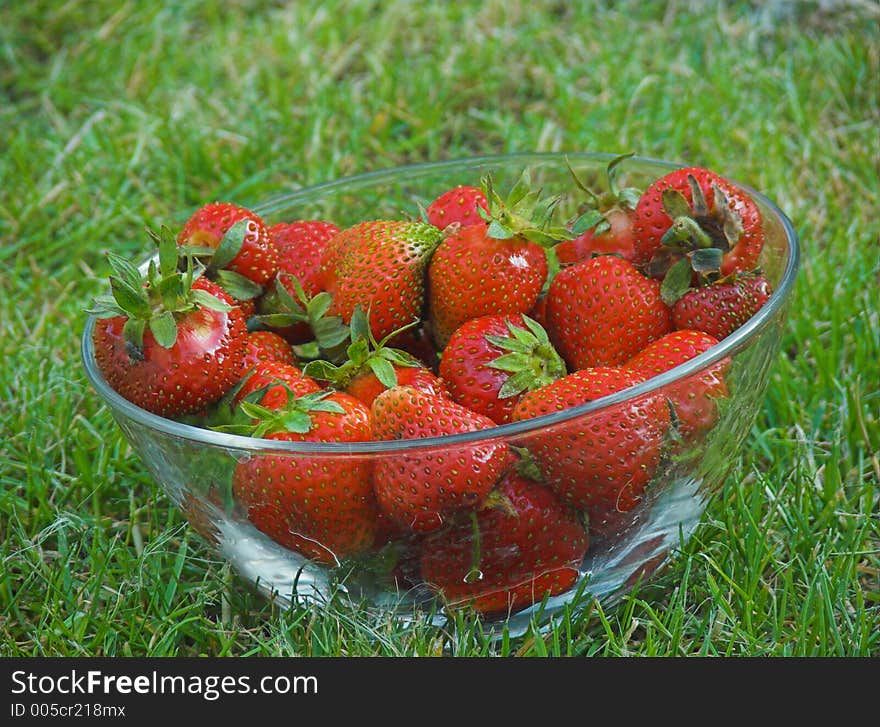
[157,227,179,278]
[690,247,724,274]
[87,295,126,319]
[107,253,145,290]
[215,269,262,300]
[191,287,233,312]
[660,257,694,306]
[109,276,150,319]
[571,209,604,236]
[367,357,398,390]
[661,189,692,220]
[210,218,249,270]
[313,316,350,349]
[149,310,178,349]
[122,317,146,354]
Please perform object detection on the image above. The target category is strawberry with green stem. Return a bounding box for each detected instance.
[439,313,566,424]
[371,386,514,534]
[89,233,248,418]
[225,389,379,565]
[320,219,445,343]
[176,202,278,299]
[304,307,447,407]
[557,153,642,265]
[427,170,573,349]
[632,167,764,280]
[420,472,589,616]
[253,275,350,361]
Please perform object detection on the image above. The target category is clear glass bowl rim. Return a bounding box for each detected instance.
[80,152,800,455]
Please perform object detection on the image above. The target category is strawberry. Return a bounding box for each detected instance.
[371,387,513,534]
[420,472,589,615]
[241,330,297,371]
[439,314,566,424]
[545,255,673,369]
[320,220,444,342]
[427,171,572,348]
[425,185,488,230]
[557,153,642,265]
[258,220,340,343]
[510,367,670,531]
[622,330,729,440]
[632,167,764,279]
[89,235,247,418]
[177,202,278,296]
[270,220,340,297]
[304,308,447,408]
[672,274,773,340]
[228,389,378,565]
[233,360,320,410]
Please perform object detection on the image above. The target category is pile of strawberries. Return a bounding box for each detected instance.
[89,157,773,616]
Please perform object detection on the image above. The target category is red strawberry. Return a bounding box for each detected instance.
[270,220,340,297]
[371,387,513,534]
[427,172,572,348]
[632,167,764,278]
[347,366,447,408]
[425,185,488,230]
[420,472,589,615]
[241,330,297,371]
[439,314,566,424]
[259,220,341,343]
[89,237,248,418]
[622,330,729,440]
[320,220,444,342]
[545,255,673,369]
[303,307,447,408]
[510,367,670,532]
[557,153,642,265]
[234,360,320,410]
[230,390,378,565]
[177,202,278,294]
[672,274,773,340]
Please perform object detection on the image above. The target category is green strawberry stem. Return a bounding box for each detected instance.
[485,316,567,398]
[478,170,574,246]
[88,229,231,358]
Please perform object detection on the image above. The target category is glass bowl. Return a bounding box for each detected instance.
[81,153,799,635]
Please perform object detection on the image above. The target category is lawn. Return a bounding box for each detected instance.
[1,0,877,657]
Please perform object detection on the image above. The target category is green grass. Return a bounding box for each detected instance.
[1,0,877,656]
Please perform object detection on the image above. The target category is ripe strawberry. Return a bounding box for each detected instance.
[89,236,247,418]
[177,202,278,294]
[425,185,488,230]
[427,171,572,348]
[371,387,514,534]
[234,360,320,410]
[439,314,566,424]
[420,472,589,615]
[557,153,642,265]
[304,308,447,408]
[241,330,297,372]
[229,390,378,565]
[545,255,673,369]
[270,220,340,297]
[320,220,444,342]
[258,220,340,343]
[510,367,670,531]
[622,330,729,440]
[632,167,764,278]
[672,274,773,340]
